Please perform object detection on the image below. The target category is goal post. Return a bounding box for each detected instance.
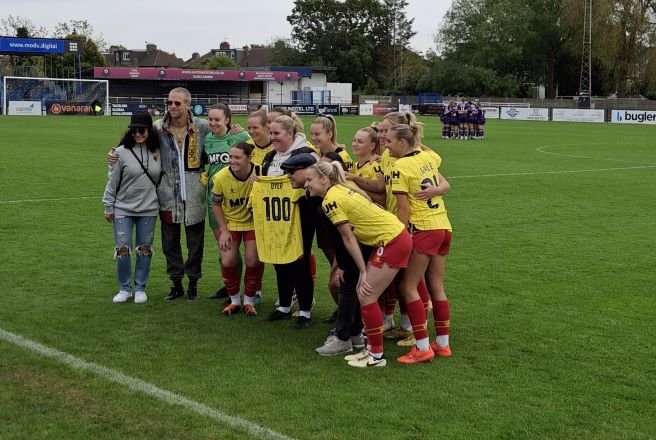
[2,76,109,116]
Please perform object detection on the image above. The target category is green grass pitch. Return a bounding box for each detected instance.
[0,115,655,439]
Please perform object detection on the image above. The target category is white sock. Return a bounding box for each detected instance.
[277,306,291,313]
[370,351,384,359]
[244,295,254,306]
[383,315,394,328]
[230,293,241,305]
[437,335,449,347]
[400,314,411,332]
[255,290,262,297]
[416,337,430,351]
[298,310,311,319]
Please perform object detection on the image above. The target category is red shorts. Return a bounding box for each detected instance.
[230,230,256,243]
[412,229,452,256]
[369,230,413,269]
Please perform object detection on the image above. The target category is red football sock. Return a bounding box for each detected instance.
[255,263,265,291]
[434,300,450,337]
[417,278,431,315]
[384,283,398,316]
[360,302,384,355]
[243,266,260,297]
[221,265,241,295]
[406,299,429,342]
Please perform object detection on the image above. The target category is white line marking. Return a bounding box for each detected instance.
[0,196,99,204]
[0,327,296,440]
[536,143,656,165]
[448,165,656,179]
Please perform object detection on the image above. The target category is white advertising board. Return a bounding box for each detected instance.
[8,100,41,116]
[481,107,499,119]
[611,109,656,125]
[552,108,605,123]
[359,104,374,116]
[500,107,549,121]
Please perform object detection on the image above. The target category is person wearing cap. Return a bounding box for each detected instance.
[102,112,162,304]
[282,153,369,356]
[261,116,318,329]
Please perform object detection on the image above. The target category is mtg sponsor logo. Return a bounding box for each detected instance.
[49,102,92,115]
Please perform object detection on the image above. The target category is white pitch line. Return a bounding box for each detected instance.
[536,144,656,165]
[0,327,296,440]
[448,165,656,179]
[0,196,99,204]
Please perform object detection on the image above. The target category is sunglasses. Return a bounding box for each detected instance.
[130,127,147,135]
[167,100,184,107]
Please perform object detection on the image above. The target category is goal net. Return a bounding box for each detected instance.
[2,76,109,116]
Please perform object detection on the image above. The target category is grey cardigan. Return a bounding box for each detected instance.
[102,144,162,217]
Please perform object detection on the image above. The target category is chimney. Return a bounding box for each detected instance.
[192,52,200,60]
[146,43,157,53]
[219,41,230,50]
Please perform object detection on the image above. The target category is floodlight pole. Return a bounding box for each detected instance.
[579,0,592,96]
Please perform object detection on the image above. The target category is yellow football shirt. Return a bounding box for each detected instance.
[381,149,398,214]
[322,184,404,247]
[250,175,305,264]
[353,159,383,181]
[248,139,273,166]
[391,150,452,231]
[211,165,259,231]
[336,148,354,172]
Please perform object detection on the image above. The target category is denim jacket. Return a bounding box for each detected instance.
[153,111,210,225]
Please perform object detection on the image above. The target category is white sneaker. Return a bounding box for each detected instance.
[134,291,148,304]
[113,290,132,303]
[315,335,353,356]
[344,348,371,362]
[347,352,387,368]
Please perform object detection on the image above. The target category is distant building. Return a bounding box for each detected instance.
[104,43,183,68]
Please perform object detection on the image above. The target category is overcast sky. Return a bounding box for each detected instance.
[4,0,451,60]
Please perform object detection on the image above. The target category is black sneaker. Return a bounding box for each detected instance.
[164,285,185,301]
[208,286,228,300]
[265,309,292,321]
[292,316,313,330]
[187,286,200,301]
[323,309,338,324]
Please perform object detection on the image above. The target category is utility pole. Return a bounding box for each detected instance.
[578,0,592,108]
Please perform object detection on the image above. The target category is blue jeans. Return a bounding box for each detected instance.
[113,216,157,292]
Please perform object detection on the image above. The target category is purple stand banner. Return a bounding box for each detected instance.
[95,67,299,82]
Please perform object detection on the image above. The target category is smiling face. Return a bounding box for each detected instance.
[229,146,250,174]
[304,167,329,197]
[310,123,332,151]
[269,121,294,152]
[167,91,189,122]
[286,167,307,189]
[378,118,393,147]
[208,108,229,135]
[131,127,149,144]
[248,116,269,144]
[352,130,376,159]
[386,130,409,158]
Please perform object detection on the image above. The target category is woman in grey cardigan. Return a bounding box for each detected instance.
[103,112,162,304]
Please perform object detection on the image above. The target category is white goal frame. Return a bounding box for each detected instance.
[2,76,109,116]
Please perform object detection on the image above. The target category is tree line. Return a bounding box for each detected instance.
[4,1,656,98]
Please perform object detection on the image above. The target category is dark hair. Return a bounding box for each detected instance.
[231,141,253,157]
[119,127,160,152]
[322,151,344,164]
[209,103,232,129]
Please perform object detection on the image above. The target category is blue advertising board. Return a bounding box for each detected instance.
[0,37,71,55]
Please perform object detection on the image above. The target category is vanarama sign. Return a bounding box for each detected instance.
[611,110,656,124]
[47,102,93,115]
